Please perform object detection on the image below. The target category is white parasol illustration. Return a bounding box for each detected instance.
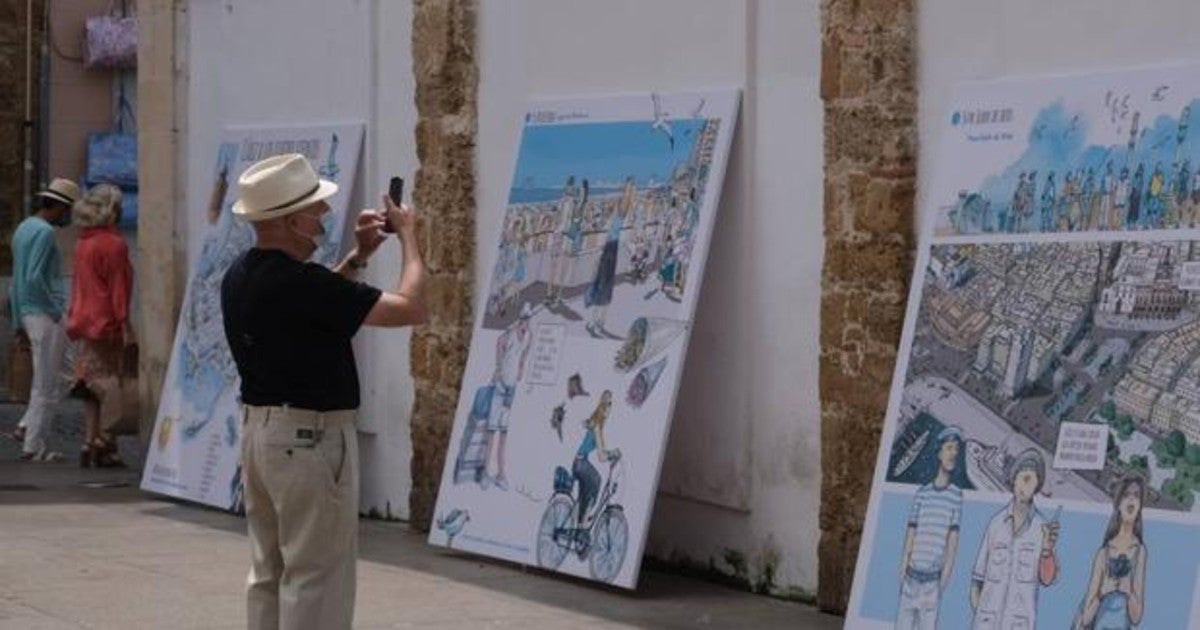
[627,357,668,408]
[614,317,688,373]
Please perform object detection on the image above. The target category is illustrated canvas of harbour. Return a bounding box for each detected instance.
[848,64,1200,629]
[141,124,364,510]
[428,90,740,589]
[895,240,1200,511]
[847,238,1200,629]
[930,62,1200,237]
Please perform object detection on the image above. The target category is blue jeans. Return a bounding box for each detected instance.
[572,456,600,523]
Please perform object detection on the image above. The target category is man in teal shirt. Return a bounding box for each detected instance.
[10,178,78,461]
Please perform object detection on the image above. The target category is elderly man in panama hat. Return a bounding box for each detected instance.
[221,154,426,630]
[9,177,80,462]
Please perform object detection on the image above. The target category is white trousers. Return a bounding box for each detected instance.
[896,574,942,630]
[242,405,359,630]
[17,314,66,455]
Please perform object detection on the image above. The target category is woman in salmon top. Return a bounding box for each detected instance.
[67,184,134,468]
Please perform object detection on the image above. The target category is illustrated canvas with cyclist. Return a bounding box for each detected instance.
[428,90,740,588]
[846,64,1200,629]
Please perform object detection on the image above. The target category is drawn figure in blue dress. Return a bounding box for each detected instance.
[1039,171,1057,232]
[1075,476,1148,630]
[1009,172,1027,233]
[1126,164,1144,230]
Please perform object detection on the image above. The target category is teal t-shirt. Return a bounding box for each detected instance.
[9,216,65,327]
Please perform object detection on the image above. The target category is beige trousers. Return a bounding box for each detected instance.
[241,405,359,630]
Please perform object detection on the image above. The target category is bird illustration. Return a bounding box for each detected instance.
[436,509,471,548]
[567,373,590,399]
[1152,85,1170,102]
[691,97,706,119]
[651,93,675,151]
[1064,114,1081,138]
[550,403,566,442]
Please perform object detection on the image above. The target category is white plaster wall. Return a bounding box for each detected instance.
[183,0,417,519]
[918,0,1200,233]
[478,0,824,594]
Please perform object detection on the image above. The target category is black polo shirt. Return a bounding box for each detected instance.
[221,248,382,411]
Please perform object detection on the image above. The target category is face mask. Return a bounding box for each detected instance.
[290,212,327,248]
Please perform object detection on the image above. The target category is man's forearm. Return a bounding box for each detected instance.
[396,231,425,299]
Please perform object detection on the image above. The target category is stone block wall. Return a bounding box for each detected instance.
[408,0,478,530]
[818,0,917,613]
[0,0,46,273]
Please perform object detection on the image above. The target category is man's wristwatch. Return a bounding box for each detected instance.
[348,254,368,270]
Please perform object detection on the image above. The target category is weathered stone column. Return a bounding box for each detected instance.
[0,0,45,272]
[409,0,477,530]
[819,0,917,613]
[136,0,183,447]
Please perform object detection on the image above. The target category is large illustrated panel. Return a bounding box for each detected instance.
[141,124,364,510]
[428,91,740,589]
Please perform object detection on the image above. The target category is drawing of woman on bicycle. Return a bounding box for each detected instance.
[574,390,618,526]
[537,388,629,583]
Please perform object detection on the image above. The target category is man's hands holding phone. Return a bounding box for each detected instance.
[381,191,416,235]
[349,185,417,265]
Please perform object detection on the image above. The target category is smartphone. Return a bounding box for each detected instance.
[384,177,404,233]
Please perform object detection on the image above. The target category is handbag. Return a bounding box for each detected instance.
[84,15,138,70]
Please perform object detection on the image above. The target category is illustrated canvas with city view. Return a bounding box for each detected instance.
[847,65,1200,629]
[141,124,364,511]
[428,90,740,589]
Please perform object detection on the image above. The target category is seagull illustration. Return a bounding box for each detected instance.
[651,93,675,151]
[1152,85,1170,102]
[691,97,706,119]
[436,509,471,548]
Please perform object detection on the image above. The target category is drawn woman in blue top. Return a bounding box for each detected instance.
[1077,475,1148,630]
[573,390,615,526]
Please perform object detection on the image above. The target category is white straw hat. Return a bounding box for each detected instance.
[36,178,81,206]
[232,154,338,222]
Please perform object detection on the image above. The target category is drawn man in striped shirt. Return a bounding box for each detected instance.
[897,425,965,630]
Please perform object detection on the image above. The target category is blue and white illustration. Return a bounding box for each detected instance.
[140,124,364,510]
[430,91,739,590]
[932,64,1200,236]
[855,487,1198,629]
[850,64,1200,629]
[483,99,721,340]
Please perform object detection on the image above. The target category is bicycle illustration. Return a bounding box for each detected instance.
[535,448,629,583]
